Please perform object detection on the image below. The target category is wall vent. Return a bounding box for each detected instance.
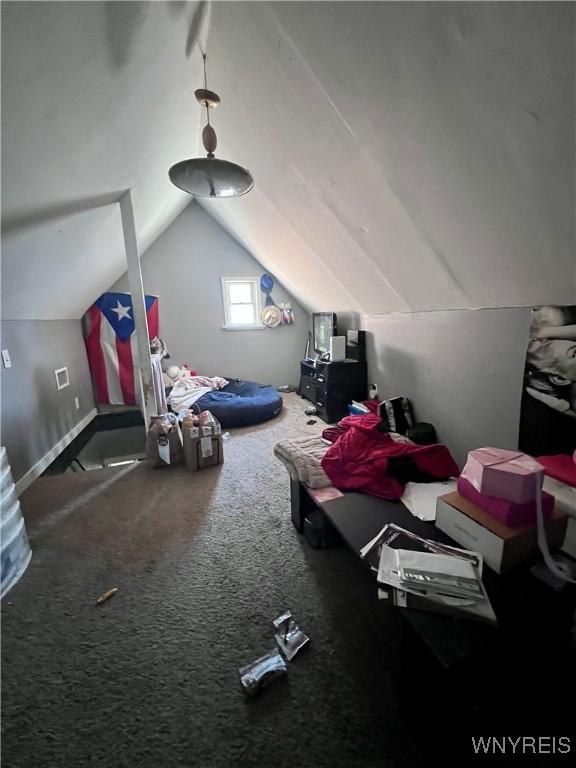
[54,367,70,390]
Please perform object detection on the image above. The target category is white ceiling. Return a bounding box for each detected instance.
[2,1,575,320]
[1,0,203,319]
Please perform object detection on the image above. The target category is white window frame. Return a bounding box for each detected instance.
[221,277,264,330]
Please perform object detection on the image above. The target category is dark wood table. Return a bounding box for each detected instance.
[291,479,576,731]
[320,490,500,668]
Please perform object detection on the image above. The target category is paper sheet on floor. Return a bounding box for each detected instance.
[401,480,457,521]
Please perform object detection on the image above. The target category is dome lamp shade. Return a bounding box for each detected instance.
[169,55,253,198]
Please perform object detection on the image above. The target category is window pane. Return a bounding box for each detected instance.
[228,282,252,304]
[230,304,256,325]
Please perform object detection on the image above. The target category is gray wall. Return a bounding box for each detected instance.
[113,203,310,387]
[362,308,532,466]
[1,320,96,483]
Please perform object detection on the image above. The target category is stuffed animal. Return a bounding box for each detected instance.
[150,336,170,359]
[166,365,181,380]
[165,364,199,382]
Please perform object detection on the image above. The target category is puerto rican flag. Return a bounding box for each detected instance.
[83,292,159,405]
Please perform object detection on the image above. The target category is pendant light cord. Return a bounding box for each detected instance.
[203,53,211,127]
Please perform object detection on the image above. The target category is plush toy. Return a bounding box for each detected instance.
[165,364,199,383]
[150,336,170,359]
[166,365,182,380]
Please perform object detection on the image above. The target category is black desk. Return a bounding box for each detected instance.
[292,480,576,734]
[322,492,499,668]
[292,480,575,668]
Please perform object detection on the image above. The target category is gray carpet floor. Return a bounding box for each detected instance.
[2,394,428,768]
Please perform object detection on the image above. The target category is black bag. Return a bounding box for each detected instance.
[406,422,437,446]
[377,396,415,435]
[303,509,340,550]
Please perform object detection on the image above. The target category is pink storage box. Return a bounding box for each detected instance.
[457,476,554,527]
[461,448,544,504]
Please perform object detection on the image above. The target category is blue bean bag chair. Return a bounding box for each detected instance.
[194,380,283,428]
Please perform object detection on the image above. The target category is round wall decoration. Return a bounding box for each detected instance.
[261,305,282,328]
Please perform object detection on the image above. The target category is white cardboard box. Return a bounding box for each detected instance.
[542,476,576,559]
[543,476,576,518]
[435,492,567,574]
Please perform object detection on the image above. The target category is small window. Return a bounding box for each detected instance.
[221,277,263,330]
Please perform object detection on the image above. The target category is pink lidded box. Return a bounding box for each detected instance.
[461,448,544,504]
[457,476,554,527]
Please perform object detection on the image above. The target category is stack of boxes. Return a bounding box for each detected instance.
[181,412,223,472]
[436,448,568,574]
[146,411,224,472]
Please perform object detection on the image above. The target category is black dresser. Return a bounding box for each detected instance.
[299,359,368,423]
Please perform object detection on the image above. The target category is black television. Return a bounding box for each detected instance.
[312,312,337,356]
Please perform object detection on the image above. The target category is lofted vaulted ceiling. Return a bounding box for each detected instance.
[2,1,574,320]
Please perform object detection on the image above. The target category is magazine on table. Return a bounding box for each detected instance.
[395,550,485,600]
[361,523,497,625]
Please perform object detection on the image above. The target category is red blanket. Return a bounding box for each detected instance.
[537,455,576,488]
[321,413,459,500]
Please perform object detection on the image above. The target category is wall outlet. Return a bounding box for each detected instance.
[2,350,12,368]
[75,397,80,410]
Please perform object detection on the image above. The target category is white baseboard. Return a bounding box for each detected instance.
[15,408,97,497]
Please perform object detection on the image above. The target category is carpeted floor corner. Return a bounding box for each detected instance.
[2,394,427,768]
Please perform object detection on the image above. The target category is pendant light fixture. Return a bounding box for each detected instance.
[169,54,254,198]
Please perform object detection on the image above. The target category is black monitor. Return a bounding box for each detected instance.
[312,313,337,356]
